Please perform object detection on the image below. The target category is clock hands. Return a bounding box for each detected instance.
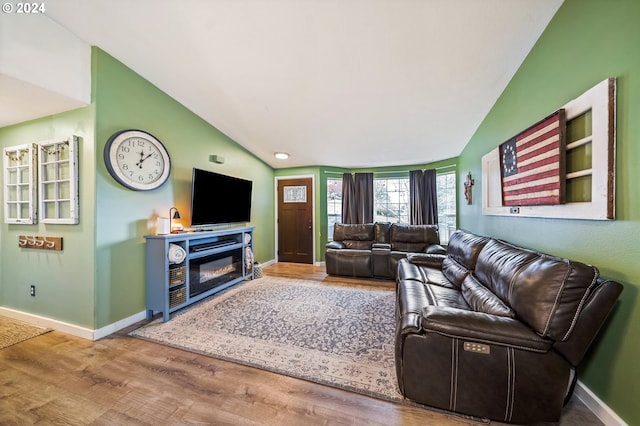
[136,150,154,168]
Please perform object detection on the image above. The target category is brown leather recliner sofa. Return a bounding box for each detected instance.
[325,222,446,279]
[395,229,623,424]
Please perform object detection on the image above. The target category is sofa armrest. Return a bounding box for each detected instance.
[326,241,346,249]
[553,278,623,366]
[426,244,447,255]
[406,253,445,268]
[421,306,552,352]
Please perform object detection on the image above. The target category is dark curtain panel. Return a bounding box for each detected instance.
[423,169,438,225]
[409,170,424,224]
[409,169,438,225]
[341,173,357,224]
[354,172,374,223]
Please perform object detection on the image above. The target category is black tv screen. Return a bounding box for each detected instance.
[191,168,252,227]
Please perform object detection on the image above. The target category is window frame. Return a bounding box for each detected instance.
[3,143,38,224]
[374,176,409,224]
[436,170,457,244]
[38,136,80,224]
[326,176,343,241]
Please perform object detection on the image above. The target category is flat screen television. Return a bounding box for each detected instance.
[190,168,252,227]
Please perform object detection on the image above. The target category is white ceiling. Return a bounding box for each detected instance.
[11,0,563,168]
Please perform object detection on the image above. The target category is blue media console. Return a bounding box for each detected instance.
[144,226,254,322]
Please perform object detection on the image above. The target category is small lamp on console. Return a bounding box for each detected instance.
[169,207,183,233]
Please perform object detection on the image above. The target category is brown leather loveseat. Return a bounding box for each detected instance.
[325,222,445,279]
[395,229,623,424]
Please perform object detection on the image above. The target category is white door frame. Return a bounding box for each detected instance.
[274,174,316,264]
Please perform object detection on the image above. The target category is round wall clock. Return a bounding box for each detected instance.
[104,129,171,191]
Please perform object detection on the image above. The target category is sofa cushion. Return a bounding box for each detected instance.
[446,230,490,271]
[510,256,599,341]
[461,275,515,318]
[424,284,469,309]
[325,248,373,277]
[390,224,440,252]
[397,258,455,288]
[332,223,375,250]
[474,239,539,304]
[421,268,456,288]
[374,222,392,243]
[441,257,469,289]
[420,306,552,352]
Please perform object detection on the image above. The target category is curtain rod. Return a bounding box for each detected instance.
[373,170,410,175]
[436,164,457,170]
[324,165,456,175]
[323,170,408,176]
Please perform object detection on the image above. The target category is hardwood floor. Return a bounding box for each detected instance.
[0,263,601,425]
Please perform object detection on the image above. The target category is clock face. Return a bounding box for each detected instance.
[104,130,171,191]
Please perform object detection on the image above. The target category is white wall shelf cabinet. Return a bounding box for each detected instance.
[481,78,616,220]
[3,143,37,224]
[38,136,79,224]
[145,226,254,322]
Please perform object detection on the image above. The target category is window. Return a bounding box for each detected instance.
[326,171,457,243]
[437,171,456,244]
[374,177,409,224]
[327,177,342,240]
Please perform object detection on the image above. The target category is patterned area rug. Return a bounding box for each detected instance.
[131,276,402,402]
[0,316,51,349]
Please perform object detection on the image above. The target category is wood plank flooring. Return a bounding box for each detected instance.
[0,263,602,425]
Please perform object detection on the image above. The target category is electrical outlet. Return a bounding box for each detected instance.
[30,285,35,297]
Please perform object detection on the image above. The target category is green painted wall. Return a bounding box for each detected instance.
[458,1,640,423]
[0,48,275,330]
[0,107,97,328]
[93,48,275,328]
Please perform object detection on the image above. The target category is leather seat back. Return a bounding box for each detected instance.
[474,239,539,304]
[374,222,392,244]
[390,224,440,252]
[474,238,600,341]
[446,230,491,270]
[510,255,599,341]
[332,223,375,249]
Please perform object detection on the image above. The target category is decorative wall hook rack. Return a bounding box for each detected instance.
[18,235,63,251]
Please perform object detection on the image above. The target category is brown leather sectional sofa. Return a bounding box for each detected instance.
[325,222,446,279]
[395,229,623,423]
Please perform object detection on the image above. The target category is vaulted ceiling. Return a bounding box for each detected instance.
[5,0,563,168]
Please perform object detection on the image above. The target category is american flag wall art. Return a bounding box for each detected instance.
[500,110,566,206]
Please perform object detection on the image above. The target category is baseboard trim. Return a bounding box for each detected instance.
[93,311,147,340]
[575,380,627,426]
[259,258,276,267]
[0,307,146,341]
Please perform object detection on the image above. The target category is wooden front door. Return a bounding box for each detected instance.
[277,178,313,264]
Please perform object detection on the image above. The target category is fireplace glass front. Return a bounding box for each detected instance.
[189,248,242,298]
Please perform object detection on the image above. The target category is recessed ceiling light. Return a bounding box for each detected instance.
[274,152,290,160]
